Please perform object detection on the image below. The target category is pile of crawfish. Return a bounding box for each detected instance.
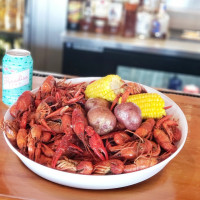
[2,76,182,175]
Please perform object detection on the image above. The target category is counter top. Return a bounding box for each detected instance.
[0,74,200,200]
[61,31,200,60]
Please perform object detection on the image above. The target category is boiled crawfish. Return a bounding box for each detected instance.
[72,107,108,161]
[111,82,147,110]
[153,116,181,153]
[56,156,93,175]
[1,75,182,176]
[10,91,34,118]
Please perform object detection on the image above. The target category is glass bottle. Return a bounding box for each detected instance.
[151,1,170,39]
[16,0,24,32]
[121,0,139,37]
[80,0,93,32]
[67,0,83,31]
[149,0,160,14]
[4,0,17,31]
[136,0,153,39]
[93,0,109,34]
[0,0,6,29]
[106,0,123,35]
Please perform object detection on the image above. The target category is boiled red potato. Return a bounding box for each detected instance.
[114,102,142,131]
[85,98,111,111]
[87,106,116,135]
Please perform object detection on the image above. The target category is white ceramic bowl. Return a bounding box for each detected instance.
[3,77,188,190]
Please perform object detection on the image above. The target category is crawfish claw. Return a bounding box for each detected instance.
[51,148,63,168]
[92,147,109,161]
[51,134,72,168]
[85,126,108,161]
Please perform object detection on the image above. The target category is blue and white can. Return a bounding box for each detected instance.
[2,49,33,106]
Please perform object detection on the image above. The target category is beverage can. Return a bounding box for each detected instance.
[2,49,33,106]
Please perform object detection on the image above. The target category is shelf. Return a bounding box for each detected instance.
[0,29,23,38]
[61,30,200,60]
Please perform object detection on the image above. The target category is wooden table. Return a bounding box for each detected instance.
[0,74,200,200]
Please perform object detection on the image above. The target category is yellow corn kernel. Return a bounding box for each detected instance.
[85,74,123,101]
[120,93,166,119]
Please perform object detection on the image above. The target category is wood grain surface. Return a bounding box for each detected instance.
[0,74,199,200]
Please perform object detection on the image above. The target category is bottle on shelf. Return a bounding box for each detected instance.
[121,0,139,37]
[0,0,6,29]
[4,0,17,31]
[136,0,154,39]
[80,0,93,32]
[106,0,123,35]
[16,0,24,32]
[149,0,160,14]
[93,0,109,34]
[67,0,83,31]
[151,0,170,39]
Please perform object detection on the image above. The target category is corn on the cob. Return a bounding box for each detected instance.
[85,74,123,101]
[121,93,166,119]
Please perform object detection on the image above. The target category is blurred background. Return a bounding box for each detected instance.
[0,0,200,93]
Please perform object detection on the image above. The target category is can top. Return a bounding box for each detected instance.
[6,49,30,57]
